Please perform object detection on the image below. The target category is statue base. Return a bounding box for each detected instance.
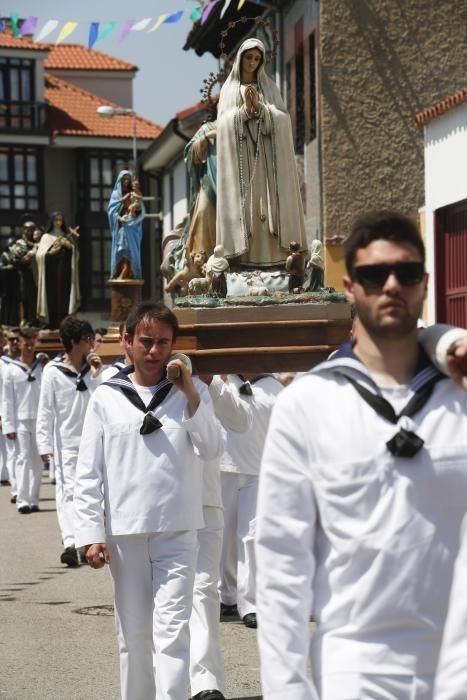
[108,278,144,328]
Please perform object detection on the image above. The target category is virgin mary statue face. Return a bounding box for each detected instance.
[240,48,263,81]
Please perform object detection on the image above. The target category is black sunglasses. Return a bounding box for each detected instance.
[7,336,20,341]
[351,262,425,290]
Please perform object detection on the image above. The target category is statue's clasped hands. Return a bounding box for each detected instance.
[244,85,260,115]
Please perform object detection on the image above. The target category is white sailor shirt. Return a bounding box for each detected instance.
[2,358,42,434]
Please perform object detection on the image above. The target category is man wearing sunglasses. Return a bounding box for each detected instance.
[256,210,467,699]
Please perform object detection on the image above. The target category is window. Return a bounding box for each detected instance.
[89,227,112,303]
[0,147,40,211]
[295,44,305,155]
[0,57,35,130]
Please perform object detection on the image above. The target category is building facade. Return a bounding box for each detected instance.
[0,25,161,316]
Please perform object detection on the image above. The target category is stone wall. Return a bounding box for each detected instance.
[320,0,467,245]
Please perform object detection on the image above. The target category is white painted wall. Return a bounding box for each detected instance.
[423,102,467,322]
[46,69,134,108]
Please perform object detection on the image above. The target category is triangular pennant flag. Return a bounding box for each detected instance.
[0,19,3,33]
[189,7,202,21]
[201,1,217,25]
[131,18,152,31]
[20,16,38,35]
[220,0,233,19]
[164,10,184,24]
[35,19,59,42]
[10,13,21,37]
[237,0,247,9]
[148,14,168,32]
[88,22,99,49]
[97,21,117,42]
[118,19,134,43]
[56,21,79,45]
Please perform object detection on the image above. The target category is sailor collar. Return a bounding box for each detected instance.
[314,340,446,458]
[104,365,174,435]
[237,373,274,395]
[51,356,91,391]
[4,355,42,381]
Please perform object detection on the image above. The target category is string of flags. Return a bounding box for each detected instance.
[0,1,262,48]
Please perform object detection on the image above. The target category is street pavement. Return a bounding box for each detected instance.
[0,475,262,700]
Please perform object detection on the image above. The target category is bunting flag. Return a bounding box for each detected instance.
[10,13,21,37]
[237,0,247,9]
[148,14,168,32]
[131,18,152,31]
[97,21,117,42]
[118,19,135,43]
[20,16,38,35]
[189,7,203,21]
[164,10,184,23]
[35,19,59,42]
[201,0,218,25]
[56,21,78,45]
[220,0,233,19]
[0,19,3,33]
[88,22,99,49]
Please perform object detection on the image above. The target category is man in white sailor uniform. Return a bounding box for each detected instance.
[0,327,21,502]
[2,327,46,513]
[190,375,253,700]
[219,372,283,629]
[73,302,223,700]
[36,316,102,567]
[256,210,467,700]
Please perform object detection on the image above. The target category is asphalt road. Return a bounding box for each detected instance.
[0,475,262,700]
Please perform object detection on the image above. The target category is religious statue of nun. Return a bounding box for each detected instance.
[108,170,145,280]
[216,37,306,267]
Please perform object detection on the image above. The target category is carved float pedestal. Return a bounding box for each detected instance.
[107,278,144,330]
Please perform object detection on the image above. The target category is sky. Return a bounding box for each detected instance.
[6,0,218,127]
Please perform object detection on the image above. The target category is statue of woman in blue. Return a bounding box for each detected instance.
[108,170,145,280]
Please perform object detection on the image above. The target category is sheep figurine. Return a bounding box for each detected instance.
[188,276,211,295]
[246,278,270,296]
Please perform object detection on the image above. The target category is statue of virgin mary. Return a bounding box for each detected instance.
[108,170,145,280]
[216,37,306,267]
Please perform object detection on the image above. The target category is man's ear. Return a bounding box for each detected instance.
[343,275,356,304]
[124,332,132,346]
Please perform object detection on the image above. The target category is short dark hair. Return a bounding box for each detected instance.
[345,210,425,273]
[19,327,39,339]
[9,327,21,336]
[126,302,178,342]
[59,316,94,353]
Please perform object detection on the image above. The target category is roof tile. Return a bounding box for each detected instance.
[415,88,467,126]
[44,44,137,72]
[45,73,161,140]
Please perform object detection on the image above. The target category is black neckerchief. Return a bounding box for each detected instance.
[237,373,273,396]
[104,365,174,435]
[52,358,91,391]
[316,340,446,458]
[5,356,41,382]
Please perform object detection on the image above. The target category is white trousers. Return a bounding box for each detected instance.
[55,450,78,548]
[0,431,8,482]
[4,431,18,494]
[108,530,198,700]
[316,673,434,700]
[190,507,225,696]
[15,421,41,508]
[220,471,258,618]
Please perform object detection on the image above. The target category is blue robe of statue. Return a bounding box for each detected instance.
[108,170,145,280]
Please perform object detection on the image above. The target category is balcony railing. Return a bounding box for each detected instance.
[0,101,49,135]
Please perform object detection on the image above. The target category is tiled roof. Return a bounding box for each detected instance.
[176,101,206,121]
[415,88,467,126]
[0,31,48,50]
[44,44,137,72]
[0,29,136,70]
[45,73,161,140]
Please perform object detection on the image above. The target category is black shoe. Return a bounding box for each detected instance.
[192,691,226,700]
[18,505,31,514]
[242,613,257,628]
[10,495,17,504]
[60,546,79,567]
[50,478,56,485]
[220,603,238,618]
[29,505,40,513]
[1,480,11,486]
[79,548,88,565]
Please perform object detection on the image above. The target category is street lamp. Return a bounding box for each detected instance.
[96,105,137,172]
